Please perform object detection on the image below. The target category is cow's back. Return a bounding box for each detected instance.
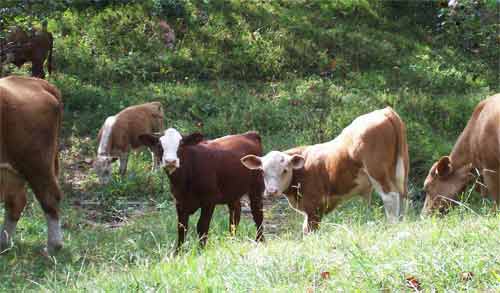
[112,102,164,150]
[208,131,262,157]
[0,76,62,179]
[470,94,500,169]
[183,132,263,204]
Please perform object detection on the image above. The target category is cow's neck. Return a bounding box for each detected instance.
[167,149,192,195]
[449,119,475,170]
[98,116,117,157]
[284,167,306,205]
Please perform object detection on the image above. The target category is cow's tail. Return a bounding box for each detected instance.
[47,33,53,75]
[385,107,409,198]
[44,81,63,175]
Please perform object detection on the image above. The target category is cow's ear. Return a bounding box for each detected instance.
[241,155,263,170]
[290,154,305,170]
[436,156,452,177]
[182,132,204,146]
[139,134,160,147]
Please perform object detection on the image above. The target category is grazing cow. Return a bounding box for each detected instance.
[242,107,409,233]
[423,93,500,213]
[1,25,53,78]
[0,76,63,253]
[139,129,264,251]
[94,102,164,184]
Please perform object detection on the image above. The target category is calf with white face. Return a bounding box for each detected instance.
[241,108,409,233]
[242,151,305,196]
[139,128,265,251]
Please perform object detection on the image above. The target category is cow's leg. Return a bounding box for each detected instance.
[303,211,321,234]
[150,150,159,171]
[118,153,128,177]
[0,180,27,252]
[31,177,64,253]
[483,171,500,212]
[228,200,241,236]
[367,172,402,223]
[249,193,264,242]
[197,205,215,247]
[31,60,45,79]
[175,205,189,252]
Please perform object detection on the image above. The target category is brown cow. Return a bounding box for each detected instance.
[94,102,164,184]
[423,93,500,213]
[1,26,53,79]
[0,76,63,253]
[139,128,264,251]
[242,107,409,233]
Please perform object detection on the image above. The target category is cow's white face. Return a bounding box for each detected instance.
[241,151,305,197]
[159,128,183,173]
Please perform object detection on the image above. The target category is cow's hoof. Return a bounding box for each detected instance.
[47,241,63,255]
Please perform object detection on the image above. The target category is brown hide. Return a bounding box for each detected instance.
[2,27,53,79]
[152,131,264,251]
[284,107,408,231]
[0,76,63,252]
[97,102,164,156]
[423,93,500,212]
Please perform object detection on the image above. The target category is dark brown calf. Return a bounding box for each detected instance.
[0,76,63,253]
[140,128,264,251]
[1,26,53,78]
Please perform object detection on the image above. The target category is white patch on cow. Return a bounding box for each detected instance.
[395,156,405,194]
[46,216,63,251]
[367,174,401,223]
[159,128,183,173]
[97,116,117,156]
[0,217,18,250]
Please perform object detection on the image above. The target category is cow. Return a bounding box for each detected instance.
[241,107,409,233]
[94,102,164,185]
[1,25,53,79]
[139,128,264,251]
[0,76,63,253]
[423,93,500,213]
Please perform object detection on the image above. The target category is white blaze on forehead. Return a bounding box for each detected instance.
[261,151,294,194]
[160,128,183,165]
[98,115,116,157]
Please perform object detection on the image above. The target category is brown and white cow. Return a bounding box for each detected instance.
[423,93,500,213]
[0,76,63,253]
[242,107,409,233]
[139,128,264,251]
[94,102,164,184]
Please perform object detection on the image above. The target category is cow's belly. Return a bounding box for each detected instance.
[285,171,373,215]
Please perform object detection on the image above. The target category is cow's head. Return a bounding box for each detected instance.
[422,156,473,214]
[139,128,204,174]
[93,156,118,184]
[241,151,305,197]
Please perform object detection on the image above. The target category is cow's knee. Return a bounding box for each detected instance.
[379,191,402,223]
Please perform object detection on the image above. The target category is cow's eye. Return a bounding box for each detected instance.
[282,169,288,175]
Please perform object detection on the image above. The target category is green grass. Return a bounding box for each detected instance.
[2,194,500,291]
[1,0,499,290]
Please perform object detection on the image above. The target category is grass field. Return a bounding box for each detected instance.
[1,189,500,291]
[1,1,499,291]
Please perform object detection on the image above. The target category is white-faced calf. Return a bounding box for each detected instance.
[242,107,409,233]
[140,128,264,251]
